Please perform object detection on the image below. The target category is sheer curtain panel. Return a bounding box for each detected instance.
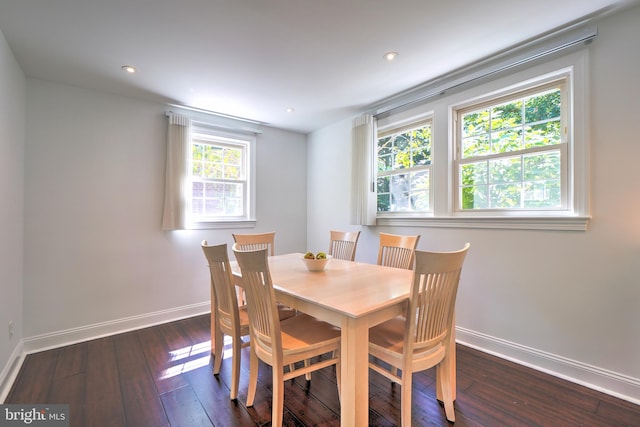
[162,113,191,230]
[351,114,377,226]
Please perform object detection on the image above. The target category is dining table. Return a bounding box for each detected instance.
[230,252,422,426]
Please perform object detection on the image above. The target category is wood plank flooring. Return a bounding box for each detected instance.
[5,314,640,426]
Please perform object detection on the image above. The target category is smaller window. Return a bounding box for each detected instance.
[376,119,433,213]
[189,131,251,222]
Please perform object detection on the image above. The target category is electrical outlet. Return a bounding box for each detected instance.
[8,320,14,339]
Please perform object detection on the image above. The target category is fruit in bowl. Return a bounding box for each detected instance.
[301,252,331,271]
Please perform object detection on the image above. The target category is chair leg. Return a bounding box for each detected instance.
[304,359,311,381]
[272,367,285,427]
[400,371,412,427]
[229,334,241,400]
[335,354,341,400]
[213,326,223,375]
[438,359,456,422]
[246,348,259,407]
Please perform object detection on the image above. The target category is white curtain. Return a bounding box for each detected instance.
[351,114,377,226]
[162,113,191,230]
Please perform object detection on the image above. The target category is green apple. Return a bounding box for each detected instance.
[316,252,327,259]
[304,251,315,259]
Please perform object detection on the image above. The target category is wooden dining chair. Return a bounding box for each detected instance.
[377,232,421,269]
[232,245,341,427]
[232,231,276,255]
[368,243,470,425]
[200,241,295,401]
[328,230,361,261]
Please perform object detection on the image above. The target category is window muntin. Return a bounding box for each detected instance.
[189,133,249,220]
[457,81,567,211]
[376,122,432,213]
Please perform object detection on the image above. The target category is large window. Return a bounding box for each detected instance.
[368,50,589,230]
[376,120,432,213]
[456,81,567,212]
[189,130,252,222]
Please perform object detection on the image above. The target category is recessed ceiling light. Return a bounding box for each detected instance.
[121,65,137,73]
[383,52,398,61]
[286,107,295,113]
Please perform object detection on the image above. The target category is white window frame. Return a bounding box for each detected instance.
[453,77,569,214]
[188,125,257,229]
[375,50,590,231]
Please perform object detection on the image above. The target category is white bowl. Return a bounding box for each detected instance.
[301,255,331,272]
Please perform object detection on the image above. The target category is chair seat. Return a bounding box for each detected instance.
[238,303,297,330]
[280,314,340,355]
[369,316,407,353]
[370,316,444,364]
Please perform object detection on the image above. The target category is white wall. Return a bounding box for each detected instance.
[0,28,25,400]
[22,79,307,347]
[307,5,640,403]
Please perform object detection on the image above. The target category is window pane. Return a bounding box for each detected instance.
[410,170,430,210]
[492,129,522,153]
[192,181,204,197]
[489,156,521,184]
[491,100,523,130]
[461,161,488,186]
[525,89,560,122]
[523,150,561,208]
[461,185,488,209]
[462,134,490,157]
[204,145,222,162]
[490,183,522,207]
[204,182,222,198]
[524,121,561,148]
[378,136,392,154]
[462,109,490,137]
[377,193,390,212]
[378,154,392,172]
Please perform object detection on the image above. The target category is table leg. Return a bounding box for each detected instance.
[340,316,368,426]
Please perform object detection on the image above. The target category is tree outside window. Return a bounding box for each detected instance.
[458,84,566,211]
[376,123,432,212]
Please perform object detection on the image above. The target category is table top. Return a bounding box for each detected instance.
[231,253,412,319]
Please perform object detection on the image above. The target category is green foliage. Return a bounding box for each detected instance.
[377,125,432,212]
[460,88,563,210]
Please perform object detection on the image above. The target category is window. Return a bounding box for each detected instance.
[456,81,567,212]
[376,119,432,213]
[367,49,590,230]
[161,109,259,231]
[189,129,253,223]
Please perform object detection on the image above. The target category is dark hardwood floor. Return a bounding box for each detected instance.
[6,314,640,426]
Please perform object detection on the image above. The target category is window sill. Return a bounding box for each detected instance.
[375,215,590,231]
[188,219,257,230]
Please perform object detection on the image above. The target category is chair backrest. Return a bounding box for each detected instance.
[232,232,276,256]
[328,230,361,261]
[406,243,470,354]
[201,241,240,333]
[377,232,421,269]
[232,245,282,363]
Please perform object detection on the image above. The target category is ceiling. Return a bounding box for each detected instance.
[0,0,633,134]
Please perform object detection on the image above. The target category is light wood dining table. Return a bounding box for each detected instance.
[230,253,414,426]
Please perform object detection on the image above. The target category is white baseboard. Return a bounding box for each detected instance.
[0,341,25,403]
[22,301,210,354]
[5,308,639,407]
[456,326,640,405]
[1,302,209,402]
